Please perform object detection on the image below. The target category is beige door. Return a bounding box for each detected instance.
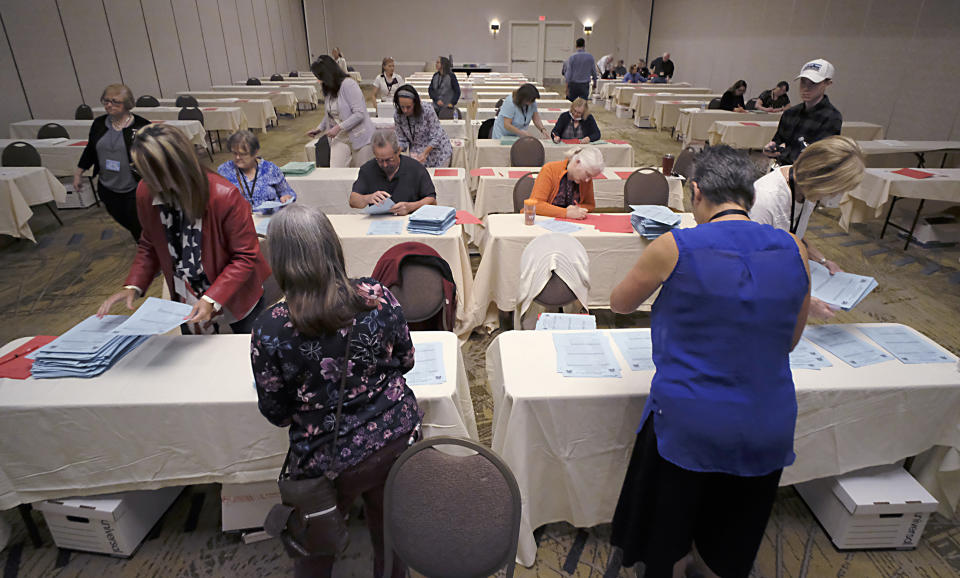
[543,23,574,81]
[509,22,540,81]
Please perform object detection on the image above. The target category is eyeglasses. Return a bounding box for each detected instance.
[231,150,255,159]
[375,155,399,166]
[101,98,125,106]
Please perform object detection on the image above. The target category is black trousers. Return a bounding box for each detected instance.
[97,182,141,241]
[567,82,590,101]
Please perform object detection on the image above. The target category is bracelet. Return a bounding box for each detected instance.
[818,257,827,265]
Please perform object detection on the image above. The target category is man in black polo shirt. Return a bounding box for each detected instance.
[349,129,437,216]
[764,59,842,164]
[648,52,674,83]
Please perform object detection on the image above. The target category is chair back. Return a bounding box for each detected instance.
[288,71,299,77]
[623,168,670,208]
[511,172,537,212]
[313,136,331,167]
[510,136,544,167]
[745,97,758,111]
[246,77,261,86]
[437,107,461,120]
[136,95,160,107]
[707,97,722,109]
[178,106,205,126]
[534,271,577,308]
[270,73,283,81]
[389,262,446,328]
[175,95,198,107]
[75,104,94,120]
[2,141,42,167]
[477,118,496,139]
[383,437,520,578]
[673,147,696,179]
[37,123,70,139]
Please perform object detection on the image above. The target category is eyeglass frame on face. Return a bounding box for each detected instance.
[374,148,400,169]
[101,97,125,107]
[230,149,256,159]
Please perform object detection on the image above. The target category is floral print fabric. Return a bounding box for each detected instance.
[394,104,453,167]
[251,278,421,479]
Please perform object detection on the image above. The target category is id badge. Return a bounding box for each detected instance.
[105,159,121,172]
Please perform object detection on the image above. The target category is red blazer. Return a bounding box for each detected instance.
[125,172,271,320]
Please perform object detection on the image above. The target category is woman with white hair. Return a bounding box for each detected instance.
[526,146,605,219]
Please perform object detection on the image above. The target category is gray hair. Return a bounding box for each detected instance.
[226,130,260,154]
[691,145,760,210]
[565,146,605,175]
[371,129,400,153]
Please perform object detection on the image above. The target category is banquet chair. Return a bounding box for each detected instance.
[673,147,696,179]
[510,137,544,167]
[707,97,722,110]
[37,123,70,139]
[74,104,94,120]
[477,118,495,139]
[177,107,214,162]
[270,73,283,81]
[623,168,670,208]
[288,71,299,77]
[511,172,537,212]
[246,77,261,86]
[514,234,590,329]
[135,95,160,107]
[389,262,447,331]
[2,142,63,226]
[383,437,521,578]
[175,95,199,107]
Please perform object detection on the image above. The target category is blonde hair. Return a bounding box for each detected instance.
[565,146,605,175]
[794,135,865,202]
[130,124,209,222]
[570,97,589,115]
[101,83,135,111]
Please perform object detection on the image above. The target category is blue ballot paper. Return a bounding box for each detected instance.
[404,342,446,385]
[802,325,891,368]
[789,339,833,370]
[363,197,395,215]
[538,219,584,234]
[858,326,953,365]
[535,313,596,331]
[253,198,293,213]
[29,315,128,358]
[367,220,405,235]
[29,315,151,378]
[809,261,877,311]
[553,332,622,378]
[110,297,194,335]
[610,330,656,371]
[255,217,270,236]
[629,204,681,239]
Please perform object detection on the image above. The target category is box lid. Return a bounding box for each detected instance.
[831,465,939,515]
[34,493,128,522]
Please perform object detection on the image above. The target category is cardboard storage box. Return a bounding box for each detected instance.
[221,481,282,532]
[796,465,938,550]
[615,104,633,119]
[56,177,97,209]
[35,486,182,557]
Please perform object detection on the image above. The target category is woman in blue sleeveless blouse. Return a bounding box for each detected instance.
[609,146,811,578]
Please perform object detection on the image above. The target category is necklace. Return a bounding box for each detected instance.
[708,208,749,222]
[111,114,132,131]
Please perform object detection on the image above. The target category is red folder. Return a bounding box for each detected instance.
[591,173,607,179]
[509,170,532,179]
[432,169,458,177]
[892,168,934,179]
[608,139,628,145]
[557,213,633,233]
[69,141,88,146]
[561,139,580,144]
[469,168,495,177]
[615,171,636,180]
[0,336,57,379]
[455,210,483,225]
[203,107,218,111]
[739,122,761,127]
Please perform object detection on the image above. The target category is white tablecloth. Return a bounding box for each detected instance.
[464,213,696,333]
[92,106,247,133]
[286,167,472,214]
[0,331,476,509]
[183,91,297,116]
[472,139,633,171]
[0,138,86,177]
[651,99,723,131]
[677,109,782,146]
[304,138,468,171]
[487,324,960,566]
[477,99,569,110]
[471,90,558,100]
[227,83,317,105]
[371,117,467,140]
[631,92,719,118]
[470,120,556,141]
[838,168,960,230]
[707,120,886,149]
[158,98,275,131]
[9,120,206,148]
[0,167,66,241]
[473,108,563,122]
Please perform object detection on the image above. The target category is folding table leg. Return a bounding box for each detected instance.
[903,199,925,251]
[880,196,899,239]
[45,202,63,226]
[17,504,43,547]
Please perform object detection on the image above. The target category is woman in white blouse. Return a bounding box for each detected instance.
[374,57,404,102]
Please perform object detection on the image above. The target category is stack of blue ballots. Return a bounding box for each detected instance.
[630,204,682,239]
[407,205,456,235]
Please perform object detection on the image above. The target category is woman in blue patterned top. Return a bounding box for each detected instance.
[393,85,452,167]
[251,204,419,578]
[609,146,810,578]
[217,130,296,210]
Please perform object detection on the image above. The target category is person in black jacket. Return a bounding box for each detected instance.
[551,98,602,144]
[428,56,461,112]
[719,80,748,112]
[72,83,151,241]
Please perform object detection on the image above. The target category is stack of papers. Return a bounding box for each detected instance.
[538,219,584,233]
[407,205,456,235]
[809,261,878,310]
[630,205,682,239]
[404,342,446,385]
[803,325,891,368]
[553,332,622,378]
[30,299,195,379]
[789,339,832,370]
[367,220,404,235]
[279,161,315,175]
[535,313,596,331]
[253,197,293,213]
[255,217,270,236]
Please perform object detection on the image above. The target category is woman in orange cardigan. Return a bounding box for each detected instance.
[527,147,606,219]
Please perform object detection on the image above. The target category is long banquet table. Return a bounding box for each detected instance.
[707,120,886,149]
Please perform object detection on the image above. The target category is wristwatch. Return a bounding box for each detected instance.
[818,257,827,265]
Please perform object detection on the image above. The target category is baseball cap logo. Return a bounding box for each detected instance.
[803,63,822,71]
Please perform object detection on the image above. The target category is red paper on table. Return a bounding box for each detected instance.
[547,108,562,111]
[608,139,628,144]
[591,173,607,179]
[615,171,636,180]
[892,168,935,179]
[0,335,56,379]
[203,107,218,111]
[470,168,495,177]
[69,141,88,146]
[433,169,458,177]
[561,139,580,144]
[557,214,633,233]
[455,210,483,225]
[739,122,761,127]
[509,170,533,179]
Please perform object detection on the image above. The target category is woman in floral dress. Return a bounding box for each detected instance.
[392,84,453,167]
[251,204,420,578]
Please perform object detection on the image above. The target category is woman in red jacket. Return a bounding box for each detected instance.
[97,124,271,334]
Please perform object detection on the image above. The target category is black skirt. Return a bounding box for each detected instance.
[610,417,782,578]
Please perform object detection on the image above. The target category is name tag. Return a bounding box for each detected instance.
[105,159,121,172]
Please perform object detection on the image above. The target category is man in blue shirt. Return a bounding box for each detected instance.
[563,38,597,102]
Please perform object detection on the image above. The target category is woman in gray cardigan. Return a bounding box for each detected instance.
[308,55,375,168]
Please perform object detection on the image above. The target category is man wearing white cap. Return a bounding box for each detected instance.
[764,59,842,164]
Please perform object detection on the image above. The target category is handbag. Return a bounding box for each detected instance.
[264,324,354,558]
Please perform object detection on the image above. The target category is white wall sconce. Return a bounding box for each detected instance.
[490,20,500,37]
[583,22,593,35]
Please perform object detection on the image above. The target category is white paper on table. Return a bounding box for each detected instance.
[803,325,891,368]
[110,297,194,335]
[253,198,293,213]
[610,330,656,371]
[789,338,832,370]
[809,261,877,310]
[858,326,953,365]
[553,332,622,378]
[535,313,596,331]
[367,220,404,235]
[404,342,446,385]
[538,219,584,234]
[362,198,395,215]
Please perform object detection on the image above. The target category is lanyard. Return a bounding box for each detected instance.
[708,208,749,222]
[788,166,805,234]
[235,162,260,204]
